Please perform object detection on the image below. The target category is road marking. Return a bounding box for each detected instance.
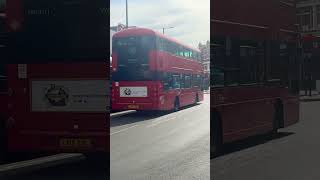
[147,117,176,128]
[110,125,139,136]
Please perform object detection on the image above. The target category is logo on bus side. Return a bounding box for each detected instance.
[124,88,132,95]
[128,47,137,55]
[45,84,69,106]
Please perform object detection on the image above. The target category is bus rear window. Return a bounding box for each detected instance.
[8,0,108,61]
[113,36,155,66]
[0,0,5,11]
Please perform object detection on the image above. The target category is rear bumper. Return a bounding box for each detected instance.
[112,102,166,111]
[8,131,108,153]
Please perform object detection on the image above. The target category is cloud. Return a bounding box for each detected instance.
[110,0,210,48]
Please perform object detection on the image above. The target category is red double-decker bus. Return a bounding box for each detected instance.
[111,28,204,111]
[1,0,109,162]
[212,0,300,156]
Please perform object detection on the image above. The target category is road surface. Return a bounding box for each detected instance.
[2,94,210,180]
[111,94,210,180]
[212,101,319,180]
[2,157,108,180]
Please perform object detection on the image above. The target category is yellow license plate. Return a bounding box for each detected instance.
[59,139,92,148]
[128,105,139,109]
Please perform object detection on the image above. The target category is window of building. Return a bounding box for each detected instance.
[297,6,313,31]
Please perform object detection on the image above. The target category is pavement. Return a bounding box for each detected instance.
[212,101,320,180]
[110,94,210,180]
[300,90,320,101]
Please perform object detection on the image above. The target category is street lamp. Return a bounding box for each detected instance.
[126,0,128,28]
[162,26,174,34]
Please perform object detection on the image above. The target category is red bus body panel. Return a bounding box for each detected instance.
[112,28,204,111]
[7,63,109,153]
[213,0,299,144]
[112,81,203,111]
[212,86,299,143]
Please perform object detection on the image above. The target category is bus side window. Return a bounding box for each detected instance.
[180,74,185,89]
[192,74,197,87]
[172,75,181,89]
[157,37,164,52]
[163,73,173,90]
[185,75,191,88]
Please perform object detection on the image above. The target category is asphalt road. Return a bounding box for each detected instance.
[212,101,319,180]
[2,94,209,180]
[2,157,108,180]
[111,94,210,180]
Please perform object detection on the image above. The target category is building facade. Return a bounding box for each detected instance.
[297,0,320,36]
[296,0,320,92]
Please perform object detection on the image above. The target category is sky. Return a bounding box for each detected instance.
[110,0,210,48]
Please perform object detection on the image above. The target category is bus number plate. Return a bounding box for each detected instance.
[128,105,139,109]
[60,139,92,148]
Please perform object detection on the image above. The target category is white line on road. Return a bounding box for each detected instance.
[110,125,139,136]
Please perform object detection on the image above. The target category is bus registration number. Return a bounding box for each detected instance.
[60,139,92,148]
[128,105,139,109]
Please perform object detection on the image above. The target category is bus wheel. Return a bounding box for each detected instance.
[212,113,222,158]
[273,101,283,134]
[173,98,180,112]
[85,153,108,169]
[195,94,199,104]
[0,118,7,163]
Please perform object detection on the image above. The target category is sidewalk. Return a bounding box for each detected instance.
[300,90,320,102]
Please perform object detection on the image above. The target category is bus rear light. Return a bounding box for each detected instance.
[159,83,163,89]
[115,82,119,87]
[8,88,13,96]
[9,20,22,32]
[159,96,165,104]
[6,117,15,128]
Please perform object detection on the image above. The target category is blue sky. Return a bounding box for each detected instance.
[110,0,210,48]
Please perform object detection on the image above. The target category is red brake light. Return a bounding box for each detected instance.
[112,52,118,72]
[8,19,22,32]
[6,0,24,32]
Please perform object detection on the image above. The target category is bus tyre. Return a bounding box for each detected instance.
[173,98,180,112]
[195,94,199,104]
[212,113,222,158]
[273,101,283,134]
[0,118,7,163]
[85,153,108,169]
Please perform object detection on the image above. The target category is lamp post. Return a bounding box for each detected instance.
[162,26,174,34]
[126,0,128,28]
